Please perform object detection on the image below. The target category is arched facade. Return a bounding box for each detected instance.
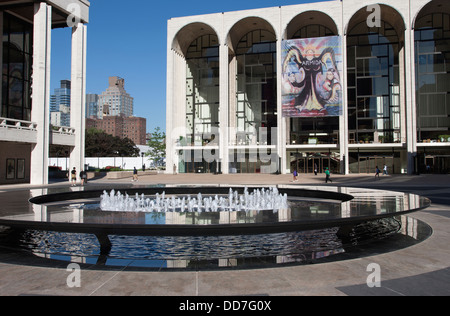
[167,0,450,175]
[413,0,450,173]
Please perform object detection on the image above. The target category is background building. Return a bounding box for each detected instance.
[86,93,99,118]
[86,116,147,145]
[166,0,450,175]
[98,76,134,118]
[87,76,147,146]
[0,0,89,185]
[50,80,71,127]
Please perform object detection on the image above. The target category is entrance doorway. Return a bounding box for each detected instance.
[424,155,450,174]
[291,153,340,174]
[357,156,394,174]
[179,150,217,174]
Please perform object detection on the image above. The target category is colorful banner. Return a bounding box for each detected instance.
[282,36,343,117]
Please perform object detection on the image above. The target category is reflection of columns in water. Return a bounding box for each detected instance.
[401,216,419,240]
[341,201,351,218]
[30,188,48,221]
[376,196,382,215]
[72,208,84,224]
[278,208,291,222]
[166,260,189,269]
[339,187,351,218]
[408,193,421,211]
[219,259,237,267]
[165,212,187,225]
[220,211,238,224]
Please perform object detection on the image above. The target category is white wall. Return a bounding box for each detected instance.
[49,157,156,171]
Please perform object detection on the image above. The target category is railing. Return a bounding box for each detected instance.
[0,118,76,145]
[51,125,76,136]
[0,117,38,131]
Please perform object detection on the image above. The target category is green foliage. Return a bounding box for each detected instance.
[146,127,166,165]
[85,128,140,157]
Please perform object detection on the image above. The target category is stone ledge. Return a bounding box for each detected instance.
[106,171,158,179]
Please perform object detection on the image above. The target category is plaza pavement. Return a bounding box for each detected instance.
[0,173,449,296]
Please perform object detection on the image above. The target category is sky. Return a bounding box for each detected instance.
[50,0,326,133]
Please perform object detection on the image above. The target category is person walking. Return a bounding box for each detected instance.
[133,167,138,182]
[292,169,298,182]
[71,167,77,186]
[375,166,381,179]
[80,170,87,186]
[325,167,332,183]
[383,164,388,176]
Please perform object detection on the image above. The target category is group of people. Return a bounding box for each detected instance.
[292,166,333,183]
[70,167,88,187]
[70,166,142,186]
[375,165,389,179]
[293,164,390,183]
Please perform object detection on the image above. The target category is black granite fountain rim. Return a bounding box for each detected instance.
[0,186,429,237]
[0,210,430,237]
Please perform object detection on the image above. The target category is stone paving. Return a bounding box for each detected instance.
[0,173,449,296]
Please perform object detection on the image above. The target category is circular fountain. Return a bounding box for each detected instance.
[100,187,289,213]
[0,185,432,270]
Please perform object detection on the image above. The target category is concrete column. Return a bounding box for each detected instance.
[30,3,52,185]
[340,26,350,175]
[219,43,229,174]
[405,27,417,175]
[0,12,3,107]
[70,23,87,179]
[277,33,286,174]
[165,48,174,175]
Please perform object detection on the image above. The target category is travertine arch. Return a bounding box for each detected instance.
[285,10,339,39]
[346,3,406,38]
[412,0,450,28]
[172,22,219,57]
[226,16,277,54]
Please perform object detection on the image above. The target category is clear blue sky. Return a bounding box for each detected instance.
[50,0,325,133]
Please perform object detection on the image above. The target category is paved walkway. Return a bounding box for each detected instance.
[0,173,449,296]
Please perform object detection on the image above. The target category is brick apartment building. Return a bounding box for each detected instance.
[86,115,147,145]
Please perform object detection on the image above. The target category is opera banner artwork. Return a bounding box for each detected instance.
[282,36,343,117]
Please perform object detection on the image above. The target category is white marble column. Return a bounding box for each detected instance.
[30,2,52,185]
[340,29,350,175]
[70,23,87,179]
[219,43,229,174]
[405,26,417,175]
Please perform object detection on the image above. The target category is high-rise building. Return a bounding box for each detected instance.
[86,94,99,118]
[98,76,134,118]
[50,80,71,127]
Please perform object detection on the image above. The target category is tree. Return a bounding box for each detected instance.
[85,128,140,157]
[146,127,166,166]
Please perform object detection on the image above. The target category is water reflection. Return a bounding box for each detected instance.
[4,215,431,270]
[0,186,432,270]
[12,187,429,227]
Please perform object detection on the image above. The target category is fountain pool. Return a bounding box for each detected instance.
[0,185,432,270]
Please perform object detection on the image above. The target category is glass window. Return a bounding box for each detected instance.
[2,13,32,121]
[235,29,277,146]
[347,20,400,144]
[185,34,220,147]
[415,13,450,141]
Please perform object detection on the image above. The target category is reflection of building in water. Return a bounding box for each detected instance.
[401,216,420,240]
[278,208,291,222]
